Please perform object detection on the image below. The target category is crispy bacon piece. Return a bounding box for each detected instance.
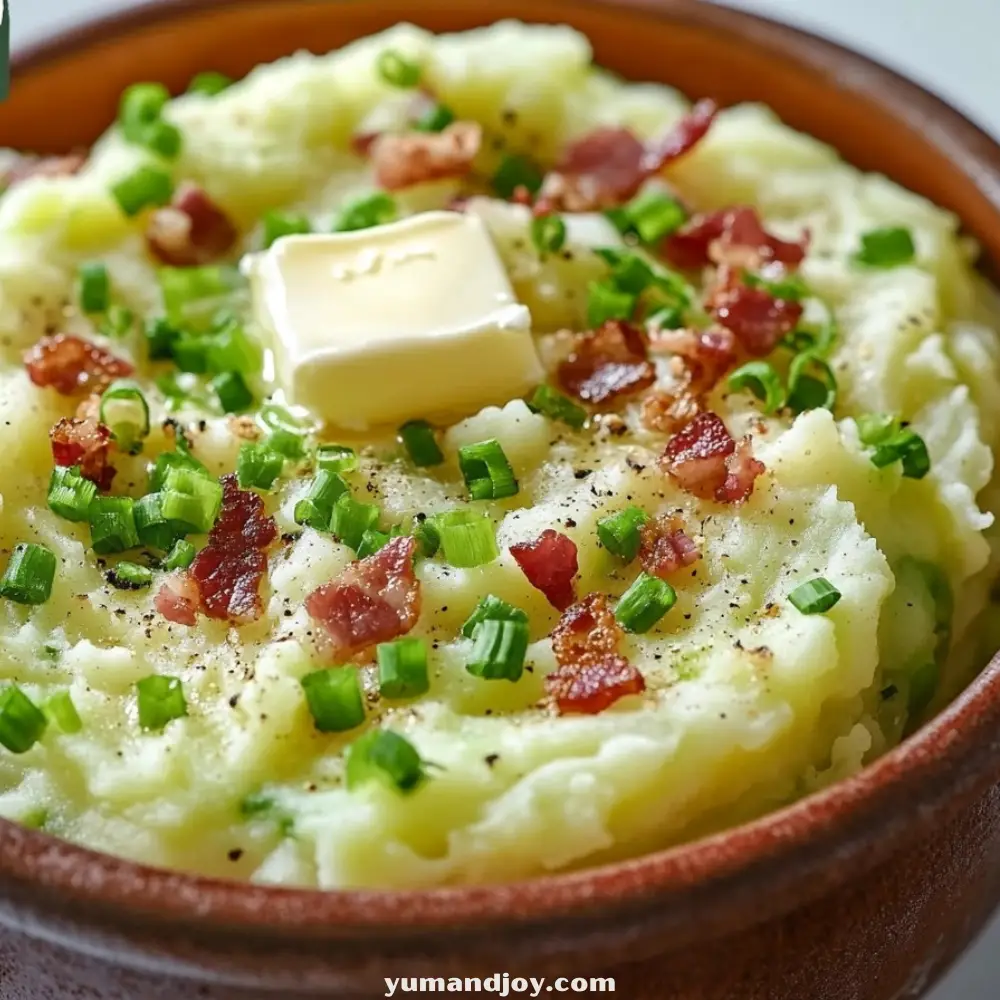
[660,412,764,504]
[641,389,701,435]
[639,515,701,579]
[146,183,237,267]
[305,536,420,658]
[2,152,86,188]
[50,413,115,490]
[351,92,438,156]
[707,267,803,357]
[154,573,200,627]
[641,99,718,173]
[550,593,622,664]
[546,654,646,715]
[25,334,134,396]
[648,325,738,394]
[665,206,809,271]
[510,529,578,611]
[557,320,655,405]
[370,122,482,191]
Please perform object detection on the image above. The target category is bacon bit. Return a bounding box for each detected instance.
[145,183,237,267]
[639,515,701,579]
[641,389,701,435]
[2,152,86,188]
[305,536,420,659]
[557,321,655,405]
[648,325,738,394]
[510,529,578,611]
[707,267,803,356]
[371,122,482,191]
[550,593,622,664]
[665,206,809,271]
[660,412,764,504]
[50,413,115,489]
[154,573,200,626]
[641,99,718,173]
[351,92,438,156]
[546,654,646,715]
[25,334,134,396]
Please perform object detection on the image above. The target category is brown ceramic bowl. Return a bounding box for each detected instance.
[3,2,1000,998]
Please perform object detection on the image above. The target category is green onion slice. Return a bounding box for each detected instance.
[88,497,140,555]
[160,466,223,534]
[111,166,174,217]
[788,577,841,614]
[857,414,930,479]
[100,379,151,454]
[78,261,110,314]
[236,442,284,491]
[531,214,567,255]
[597,507,649,563]
[345,729,427,793]
[315,444,358,474]
[586,280,636,327]
[613,190,687,244]
[106,561,154,590]
[0,686,48,753]
[356,528,391,559]
[743,270,810,302]
[163,538,197,571]
[727,361,785,414]
[413,103,455,133]
[136,675,188,731]
[134,493,182,550]
[492,154,544,199]
[262,210,312,248]
[461,594,529,639]
[615,572,676,633]
[44,690,82,735]
[330,494,380,550]
[526,384,587,429]
[294,470,349,531]
[211,371,254,413]
[47,466,97,523]
[785,352,837,414]
[376,49,422,88]
[398,420,443,467]
[300,667,365,732]
[435,511,499,568]
[377,638,430,699]
[854,226,916,268]
[0,543,56,606]
[458,439,519,501]
[335,192,397,233]
[466,619,529,682]
[187,71,233,96]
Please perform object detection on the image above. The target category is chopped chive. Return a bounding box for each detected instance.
[88,497,140,555]
[728,361,785,414]
[100,304,135,340]
[788,577,841,614]
[466,618,529,682]
[262,210,311,248]
[744,271,810,302]
[0,544,56,605]
[187,71,233,96]
[267,428,308,461]
[205,320,262,376]
[171,335,209,373]
[413,102,455,133]
[586,280,636,327]
[160,466,223,534]
[786,352,837,414]
[294,470,349,531]
[615,572,676,633]
[136,119,182,160]
[597,507,649,563]
[106,561,153,590]
[376,49,422,88]
[110,166,174,217]
[330,493,380,550]
[211,371,254,413]
[44,690,82,734]
[163,538,196,571]
[144,316,181,360]
[300,667,365,732]
[334,192,397,233]
[377,638,429,699]
[134,493,181,550]
[411,516,441,558]
[356,528,391,559]
[854,226,916,268]
[136,675,187,731]
[531,214,567,255]
[158,264,241,329]
[148,449,208,492]
[119,82,169,131]
[345,729,427,793]
[857,414,930,479]
[458,439,519,501]
[595,248,656,295]
[398,420,443,467]
[78,261,110,313]
[47,466,97,522]
[435,511,498,568]
[315,444,358,474]
[100,379,150,454]
[646,304,685,330]
[461,594,529,639]
[492,154,544,199]
[620,190,687,243]
[0,686,47,753]
[236,441,284,490]
[526,384,587,429]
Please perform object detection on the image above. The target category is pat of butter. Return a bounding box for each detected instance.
[248,211,543,430]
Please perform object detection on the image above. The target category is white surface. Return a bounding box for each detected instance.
[9,0,1000,997]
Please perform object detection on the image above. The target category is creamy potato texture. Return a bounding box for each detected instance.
[0,22,998,888]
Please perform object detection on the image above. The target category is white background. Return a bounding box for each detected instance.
[10,1,1000,997]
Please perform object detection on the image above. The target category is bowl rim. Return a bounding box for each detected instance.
[5,0,1000,936]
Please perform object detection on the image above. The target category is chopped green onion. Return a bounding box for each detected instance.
[171,335,209,373]
[300,667,365,732]
[413,102,455,133]
[492,154,544,199]
[100,304,135,339]
[187,71,233,96]
[435,511,499,568]
[163,538,196,571]
[411,516,441,558]
[461,594,528,639]
[88,497,140,555]
[161,466,223,533]
[136,119,183,160]
[617,190,687,244]
[345,729,427,793]
[526,384,587,429]
[211,371,254,413]
[267,428,307,460]
[315,444,358,474]
[458,439,519,501]
[110,166,174,217]
[294,470,349,531]
[144,316,181,360]
[134,493,181,550]
[44,691,82,735]
[78,261,110,313]
[47,466,97,522]
[856,412,897,445]
[466,618,529,682]
[158,265,241,329]
[744,270,810,301]
[597,507,649,563]
[646,305,684,330]
[857,414,931,479]
[377,638,429,699]
[0,544,56,606]
[376,49,422,88]
[595,248,655,295]
[236,442,284,491]
[106,561,154,590]
[0,686,47,753]
[262,210,311,248]
[335,192,397,232]
[356,528,391,559]
[205,321,262,376]
[136,675,187,731]
[100,379,150,454]
[615,572,676,633]
[788,577,841,614]
[586,280,636,327]
[786,352,837,414]
[330,494,380,550]
[531,214,567,255]
[398,420,443,467]
[728,361,785,414]
[854,226,916,268]
[119,82,169,131]
[148,449,208,492]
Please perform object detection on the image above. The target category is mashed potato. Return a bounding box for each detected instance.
[0,22,997,889]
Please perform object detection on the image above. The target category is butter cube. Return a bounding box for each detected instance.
[248,211,543,430]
